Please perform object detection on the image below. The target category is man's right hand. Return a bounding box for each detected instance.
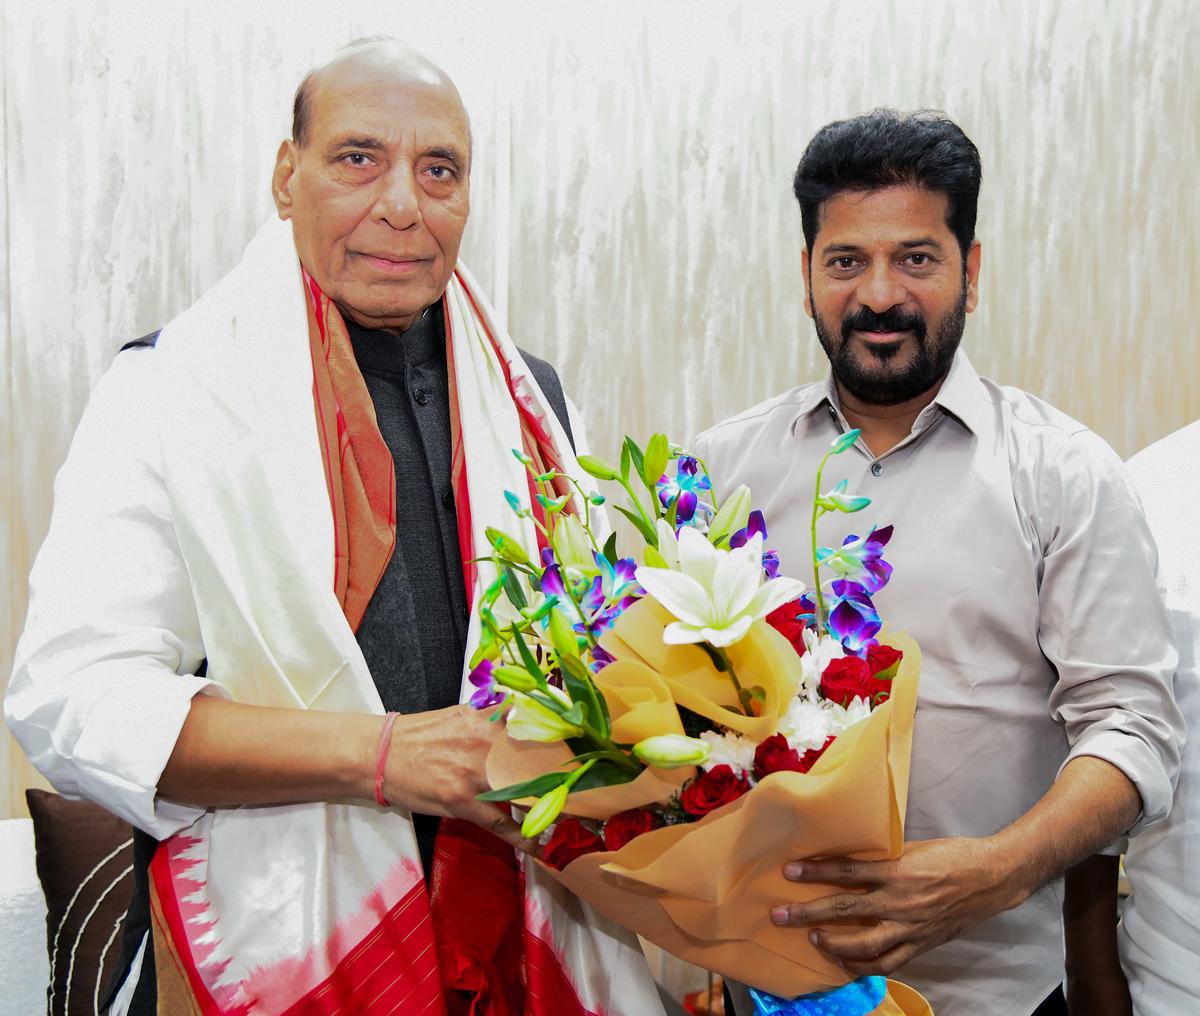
[383,704,540,856]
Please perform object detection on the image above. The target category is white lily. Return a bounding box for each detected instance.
[635,526,806,648]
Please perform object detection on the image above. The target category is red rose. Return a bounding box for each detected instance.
[753,733,807,780]
[543,818,604,871]
[680,764,750,818]
[766,599,808,656]
[866,644,903,678]
[801,735,835,772]
[603,808,660,851]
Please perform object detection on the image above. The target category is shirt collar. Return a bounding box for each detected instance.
[791,348,988,437]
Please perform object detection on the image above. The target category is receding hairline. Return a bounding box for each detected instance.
[290,37,471,154]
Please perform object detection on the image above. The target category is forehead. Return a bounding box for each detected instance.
[815,185,953,248]
[306,58,470,151]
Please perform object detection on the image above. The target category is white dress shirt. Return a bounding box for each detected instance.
[1121,420,1200,1015]
[692,351,1182,1016]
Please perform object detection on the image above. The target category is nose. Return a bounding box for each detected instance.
[856,261,907,313]
[373,164,421,231]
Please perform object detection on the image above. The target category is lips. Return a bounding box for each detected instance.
[355,251,431,275]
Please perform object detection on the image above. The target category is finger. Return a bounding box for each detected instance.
[771,891,880,927]
[809,920,910,960]
[784,857,888,886]
[839,939,923,978]
[466,802,542,857]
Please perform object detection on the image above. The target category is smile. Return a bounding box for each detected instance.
[355,252,430,275]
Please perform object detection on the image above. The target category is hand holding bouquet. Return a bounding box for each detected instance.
[470,433,929,1014]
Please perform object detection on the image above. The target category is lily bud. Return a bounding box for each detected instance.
[576,454,620,481]
[521,784,569,839]
[485,527,531,566]
[507,689,584,743]
[633,733,712,769]
[493,665,540,693]
[547,608,580,660]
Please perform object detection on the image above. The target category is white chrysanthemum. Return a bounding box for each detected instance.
[826,695,873,735]
[778,697,838,752]
[799,630,846,699]
[698,729,757,775]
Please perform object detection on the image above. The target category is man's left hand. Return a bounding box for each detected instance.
[771,837,1026,976]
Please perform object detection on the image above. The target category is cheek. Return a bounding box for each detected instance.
[424,199,469,258]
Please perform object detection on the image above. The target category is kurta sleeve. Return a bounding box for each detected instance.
[1040,429,1183,833]
[5,348,226,838]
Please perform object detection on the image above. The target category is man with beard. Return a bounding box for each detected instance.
[693,110,1181,1015]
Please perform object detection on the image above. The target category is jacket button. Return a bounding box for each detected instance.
[413,388,430,406]
[442,487,455,509]
[871,462,883,477]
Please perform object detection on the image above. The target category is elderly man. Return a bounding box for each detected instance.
[694,110,1182,1015]
[6,40,664,1016]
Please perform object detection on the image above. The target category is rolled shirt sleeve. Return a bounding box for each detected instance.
[5,349,225,838]
[1040,430,1183,832]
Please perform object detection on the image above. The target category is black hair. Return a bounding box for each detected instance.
[793,109,982,259]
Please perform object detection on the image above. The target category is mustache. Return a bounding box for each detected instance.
[841,306,927,342]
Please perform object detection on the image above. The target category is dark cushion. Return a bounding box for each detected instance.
[25,789,134,1016]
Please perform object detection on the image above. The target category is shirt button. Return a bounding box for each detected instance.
[871,462,883,477]
[413,388,430,406]
[442,487,455,509]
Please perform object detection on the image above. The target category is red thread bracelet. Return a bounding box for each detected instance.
[374,711,400,807]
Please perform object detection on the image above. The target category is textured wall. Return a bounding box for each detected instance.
[3,0,1198,821]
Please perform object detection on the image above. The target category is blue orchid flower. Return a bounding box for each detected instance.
[826,579,882,654]
[656,456,714,527]
[816,524,894,593]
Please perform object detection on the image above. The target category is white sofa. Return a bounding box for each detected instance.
[0,818,50,1015]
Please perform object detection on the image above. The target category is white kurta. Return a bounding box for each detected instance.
[1121,420,1200,1015]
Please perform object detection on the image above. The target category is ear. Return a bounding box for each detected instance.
[964,239,982,313]
[271,139,298,221]
[801,248,814,320]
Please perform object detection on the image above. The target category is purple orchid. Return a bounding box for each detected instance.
[578,552,643,636]
[656,456,714,526]
[729,509,782,580]
[826,579,882,655]
[589,644,616,674]
[467,659,504,709]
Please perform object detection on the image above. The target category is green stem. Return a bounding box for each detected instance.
[558,573,600,651]
[578,725,642,774]
[696,643,755,717]
[811,450,833,631]
[563,475,603,553]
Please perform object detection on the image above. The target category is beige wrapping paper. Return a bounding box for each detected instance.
[485,598,926,1008]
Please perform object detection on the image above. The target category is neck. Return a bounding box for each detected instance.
[834,376,946,457]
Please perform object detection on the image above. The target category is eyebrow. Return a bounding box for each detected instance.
[819,237,947,257]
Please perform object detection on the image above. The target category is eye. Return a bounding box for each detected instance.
[425,164,457,181]
[904,252,935,268]
[828,256,859,272]
[340,152,373,167]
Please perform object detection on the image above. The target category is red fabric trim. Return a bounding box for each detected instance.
[280,882,447,1016]
[523,930,600,1016]
[149,845,225,1015]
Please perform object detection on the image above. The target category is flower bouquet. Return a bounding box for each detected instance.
[471,432,929,1015]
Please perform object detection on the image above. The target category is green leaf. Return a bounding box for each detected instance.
[615,505,659,546]
[477,769,572,802]
[602,531,619,566]
[511,626,542,679]
[623,437,646,486]
[561,654,611,738]
[642,544,669,569]
[619,443,632,483]
[707,484,751,547]
[560,701,586,727]
[499,564,528,610]
[570,759,641,793]
[576,454,619,481]
[641,433,670,490]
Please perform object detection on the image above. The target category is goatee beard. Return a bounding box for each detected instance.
[813,283,968,406]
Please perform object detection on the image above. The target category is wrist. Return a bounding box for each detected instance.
[979,832,1037,911]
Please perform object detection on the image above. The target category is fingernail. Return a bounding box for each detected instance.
[809,930,819,946]
[784,863,803,880]
[771,906,789,925]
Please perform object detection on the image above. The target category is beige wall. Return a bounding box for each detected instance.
[3,0,1198,817]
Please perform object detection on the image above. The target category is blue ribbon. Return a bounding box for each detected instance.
[750,977,887,1016]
